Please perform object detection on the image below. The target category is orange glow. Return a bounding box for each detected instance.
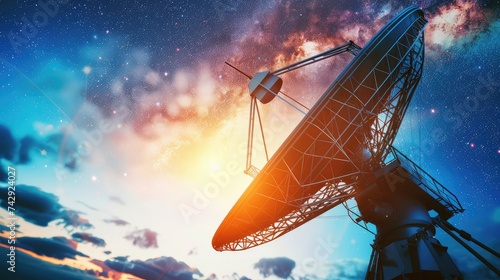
[0,242,139,279]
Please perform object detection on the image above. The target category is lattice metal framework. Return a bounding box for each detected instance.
[389,147,464,218]
[213,7,428,251]
[365,29,424,167]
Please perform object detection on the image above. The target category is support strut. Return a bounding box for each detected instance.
[433,217,500,277]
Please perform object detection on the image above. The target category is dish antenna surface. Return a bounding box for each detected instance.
[213,6,500,279]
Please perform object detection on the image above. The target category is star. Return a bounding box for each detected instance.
[83,66,91,74]
[430,108,436,114]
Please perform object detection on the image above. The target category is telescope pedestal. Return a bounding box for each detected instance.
[366,224,462,280]
[356,162,462,279]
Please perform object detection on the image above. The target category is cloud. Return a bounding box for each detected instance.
[45,130,80,171]
[89,259,122,279]
[0,167,8,183]
[77,201,98,211]
[0,223,20,233]
[18,136,37,164]
[17,135,55,164]
[125,228,158,249]
[0,124,16,161]
[103,218,129,226]
[109,195,125,205]
[56,209,93,232]
[0,125,57,166]
[104,256,202,280]
[0,246,97,280]
[0,236,88,260]
[71,232,106,247]
[0,124,80,178]
[254,257,295,279]
[112,256,130,262]
[0,125,16,182]
[0,184,93,230]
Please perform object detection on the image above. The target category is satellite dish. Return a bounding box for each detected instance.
[213,5,500,279]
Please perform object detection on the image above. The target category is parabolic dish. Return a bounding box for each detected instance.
[213,6,427,251]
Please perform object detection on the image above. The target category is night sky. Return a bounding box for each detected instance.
[0,0,499,279]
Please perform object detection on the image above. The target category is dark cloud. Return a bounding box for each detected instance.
[125,228,158,249]
[89,259,120,279]
[72,232,107,247]
[77,201,99,211]
[104,218,129,226]
[0,124,16,161]
[0,184,59,226]
[0,166,8,182]
[0,184,93,230]
[56,209,93,232]
[0,246,98,280]
[0,125,16,183]
[0,236,88,260]
[17,135,56,164]
[0,223,20,233]
[113,256,130,262]
[109,195,125,205]
[0,125,57,166]
[254,257,295,279]
[48,129,93,175]
[45,131,80,170]
[18,136,36,164]
[104,256,202,280]
[0,128,79,179]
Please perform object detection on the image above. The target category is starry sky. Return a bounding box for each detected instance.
[0,0,499,279]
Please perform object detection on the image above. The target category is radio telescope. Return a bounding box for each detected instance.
[213,6,500,279]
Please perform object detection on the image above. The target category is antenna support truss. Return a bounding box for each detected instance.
[238,40,361,177]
